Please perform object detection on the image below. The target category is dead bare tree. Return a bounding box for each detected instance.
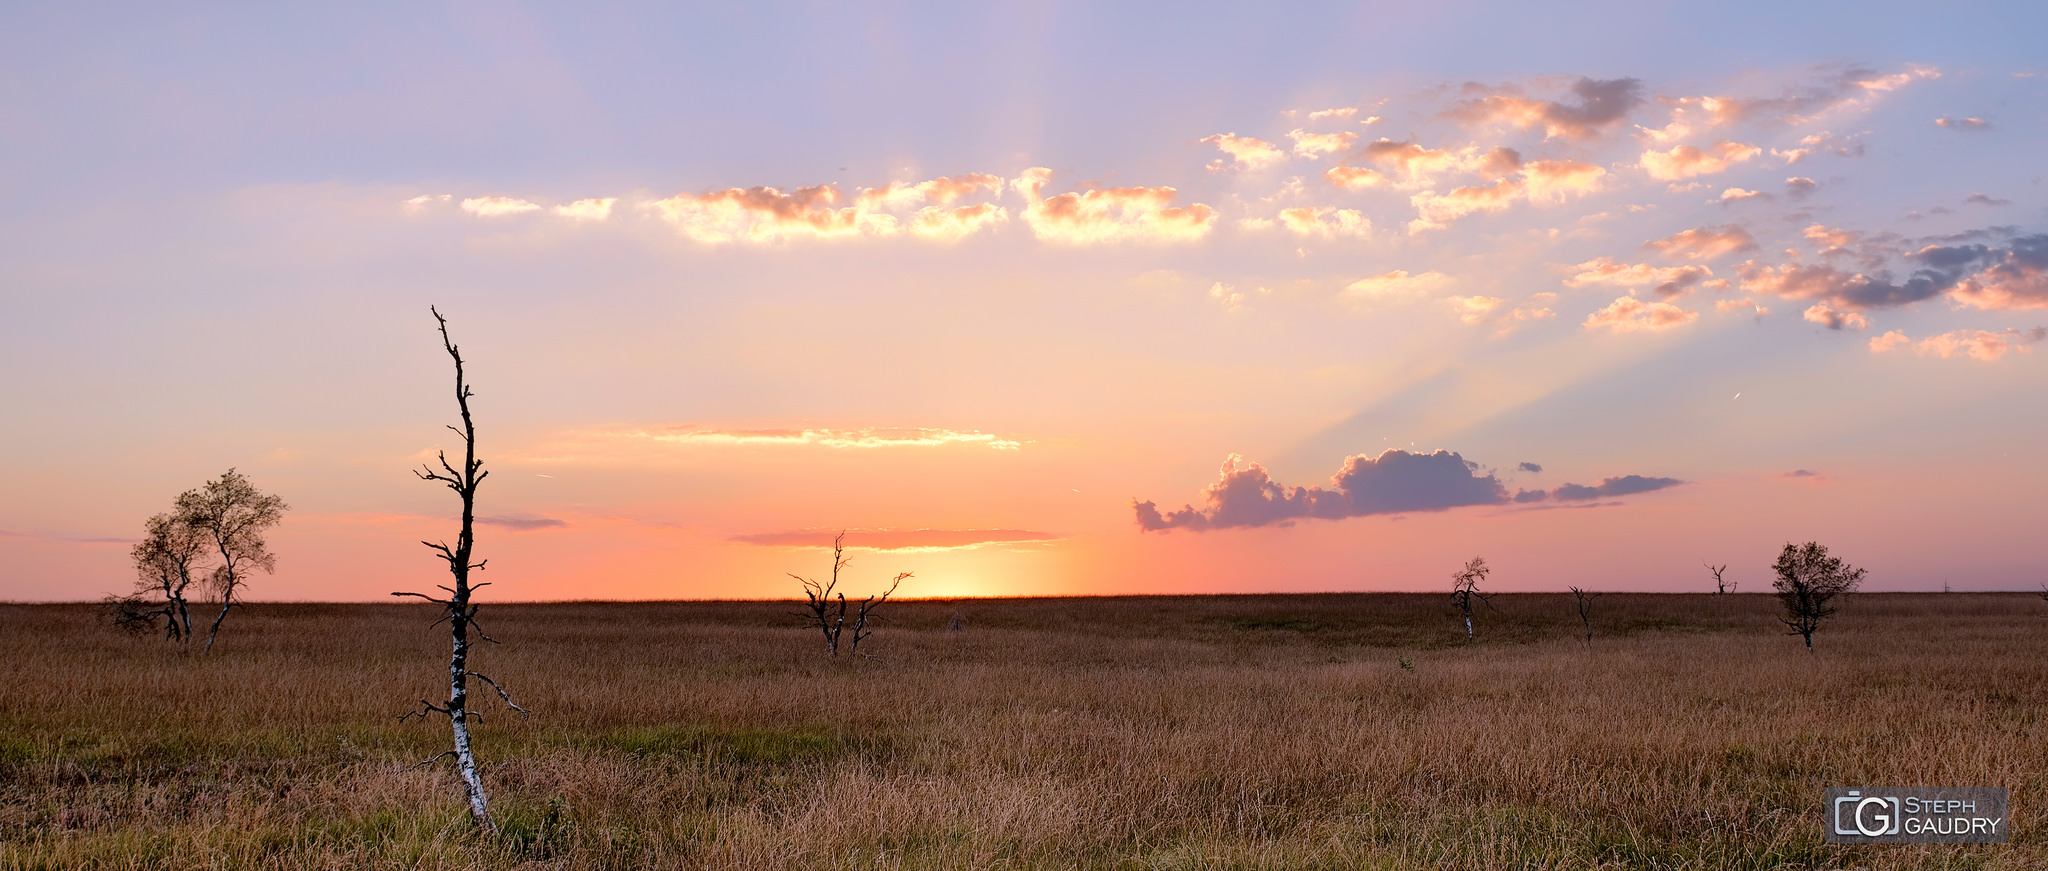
[393,306,525,833]
[1569,586,1599,643]
[1705,562,1734,594]
[109,512,208,643]
[170,469,287,653]
[1772,540,1865,651]
[793,531,909,657]
[1449,556,1491,641]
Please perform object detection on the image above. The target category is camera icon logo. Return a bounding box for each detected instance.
[1833,790,1902,838]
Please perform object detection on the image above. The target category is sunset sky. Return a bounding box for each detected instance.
[5,3,2046,601]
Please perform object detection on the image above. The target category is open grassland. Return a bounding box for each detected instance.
[2,592,2045,870]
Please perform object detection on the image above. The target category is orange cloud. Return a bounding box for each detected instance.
[1288,128,1358,158]
[1306,106,1359,120]
[1355,138,1479,187]
[908,202,1009,242]
[1408,178,1524,233]
[1639,140,1762,180]
[1564,258,1715,298]
[1278,206,1371,238]
[1870,327,2046,361]
[1645,225,1756,260]
[652,184,890,243]
[1201,133,1287,171]
[1583,295,1698,332]
[1718,187,1767,203]
[1012,168,1218,245]
[1323,166,1388,190]
[856,174,1005,210]
[461,196,542,217]
[1522,159,1606,202]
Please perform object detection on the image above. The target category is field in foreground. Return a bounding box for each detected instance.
[1,593,2044,870]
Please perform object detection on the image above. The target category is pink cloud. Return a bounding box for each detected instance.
[1449,77,1643,141]
[1644,225,1757,260]
[1801,302,1870,331]
[1871,327,2047,361]
[1278,206,1371,238]
[1201,133,1287,171]
[1288,128,1358,158]
[1583,295,1698,332]
[1011,168,1218,245]
[1564,258,1716,298]
[1639,140,1762,180]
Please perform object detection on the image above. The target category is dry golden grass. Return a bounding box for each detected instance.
[2,592,2044,869]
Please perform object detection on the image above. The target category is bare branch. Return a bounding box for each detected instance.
[408,750,459,772]
[467,671,530,716]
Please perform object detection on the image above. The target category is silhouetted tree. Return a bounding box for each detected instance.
[109,512,208,643]
[171,469,288,653]
[1450,556,1491,641]
[794,531,908,657]
[1772,541,1865,650]
[1570,586,1599,643]
[394,307,524,832]
[1705,562,1734,594]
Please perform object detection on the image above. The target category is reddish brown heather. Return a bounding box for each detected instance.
[0,592,2043,869]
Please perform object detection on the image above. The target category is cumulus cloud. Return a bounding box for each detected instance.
[1870,327,2047,361]
[1307,106,1359,120]
[1802,302,1870,331]
[1522,160,1607,202]
[404,194,452,208]
[1964,193,2012,207]
[1202,133,1288,171]
[652,184,893,243]
[1011,168,1218,244]
[1133,450,1508,531]
[1786,177,1819,198]
[1352,138,1480,188]
[1517,462,1543,473]
[1278,206,1371,238]
[1408,178,1524,232]
[1565,258,1716,298]
[1639,140,1762,180]
[461,196,543,217]
[1583,295,1699,332]
[650,174,1006,245]
[909,202,1010,242]
[1323,166,1389,190]
[1450,77,1644,141]
[1773,131,1865,165]
[1950,235,2048,309]
[554,198,616,221]
[730,528,1059,551]
[1737,260,1952,311]
[1644,225,1757,260]
[1718,187,1768,204]
[1288,128,1358,158]
[1935,116,1990,131]
[1133,449,1686,531]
